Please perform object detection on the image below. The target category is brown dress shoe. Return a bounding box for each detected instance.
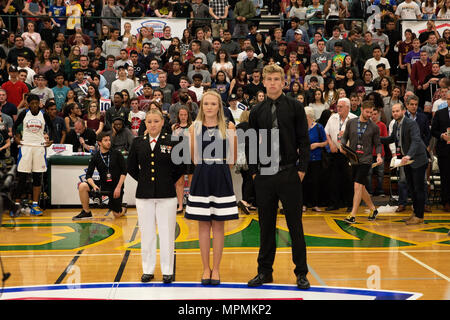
[424,205,432,213]
[401,213,415,222]
[405,216,424,225]
[396,205,406,212]
[444,203,450,212]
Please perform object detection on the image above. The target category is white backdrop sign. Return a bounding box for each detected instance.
[401,21,450,40]
[121,18,187,41]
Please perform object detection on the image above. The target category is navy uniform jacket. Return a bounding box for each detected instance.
[127,132,184,199]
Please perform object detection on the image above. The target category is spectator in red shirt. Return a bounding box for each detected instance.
[411,49,432,110]
[366,107,388,196]
[1,66,29,110]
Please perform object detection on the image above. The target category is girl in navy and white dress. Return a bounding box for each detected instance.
[185,90,238,286]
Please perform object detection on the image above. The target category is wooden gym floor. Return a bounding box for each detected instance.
[0,204,449,300]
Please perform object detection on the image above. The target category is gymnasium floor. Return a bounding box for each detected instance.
[0,204,449,300]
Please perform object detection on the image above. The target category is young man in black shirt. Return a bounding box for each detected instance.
[73,131,127,220]
[246,69,265,101]
[247,64,310,290]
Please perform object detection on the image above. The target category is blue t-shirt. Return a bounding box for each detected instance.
[52,86,70,111]
[308,123,328,162]
[51,116,67,144]
[50,5,67,26]
[146,72,160,89]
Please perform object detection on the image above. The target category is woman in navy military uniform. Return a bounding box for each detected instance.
[185,90,239,286]
[127,109,184,284]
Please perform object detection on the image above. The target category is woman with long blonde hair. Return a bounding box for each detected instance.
[185,90,238,286]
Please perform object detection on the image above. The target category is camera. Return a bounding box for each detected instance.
[88,189,111,208]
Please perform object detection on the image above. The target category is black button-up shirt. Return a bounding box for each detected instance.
[248,94,310,175]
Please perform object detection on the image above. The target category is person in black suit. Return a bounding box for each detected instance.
[405,94,432,213]
[381,103,429,225]
[127,109,184,284]
[430,91,450,212]
[247,64,311,290]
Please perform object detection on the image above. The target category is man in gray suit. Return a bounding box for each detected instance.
[381,103,429,225]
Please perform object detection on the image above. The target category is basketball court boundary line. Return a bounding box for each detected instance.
[400,251,450,282]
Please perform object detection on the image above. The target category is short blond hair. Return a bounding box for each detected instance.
[239,110,250,123]
[304,106,315,120]
[262,64,285,81]
[145,108,164,121]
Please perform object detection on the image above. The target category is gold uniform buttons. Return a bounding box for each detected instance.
[151,177,155,181]
[151,153,154,157]
[151,169,155,173]
[151,162,154,165]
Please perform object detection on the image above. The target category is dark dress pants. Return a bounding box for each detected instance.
[303,160,321,207]
[404,163,428,219]
[240,169,256,206]
[437,156,450,206]
[254,167,308,277]
[328,152,353,208]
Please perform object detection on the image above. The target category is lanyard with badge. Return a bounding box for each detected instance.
[395,123,403,159]
[356,119,368,154]
[337,116,346,143]
[100,152,112,182]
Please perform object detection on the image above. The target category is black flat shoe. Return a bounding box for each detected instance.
[141,274,154,283]
[210,278,220,285]
[237,201,250,215]
[163,275,173,283]
[201,278,211,285]
[247,273,273,287]
[296,274,310,290]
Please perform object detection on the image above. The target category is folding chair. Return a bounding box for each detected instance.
[429,156,441,207]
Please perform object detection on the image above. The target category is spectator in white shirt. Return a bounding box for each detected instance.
[363,46,391,81]
[111,66,137,99]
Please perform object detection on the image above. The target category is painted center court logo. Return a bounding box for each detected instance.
[0,282,422,300]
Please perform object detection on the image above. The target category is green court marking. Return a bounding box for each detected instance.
[6,218,448,252]
[129,219,417,250]
[0,223,115,251]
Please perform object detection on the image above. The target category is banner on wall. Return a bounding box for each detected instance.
[401,21,450,40]
[121,18,187,41]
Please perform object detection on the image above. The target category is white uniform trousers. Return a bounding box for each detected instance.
[136,197,178,275]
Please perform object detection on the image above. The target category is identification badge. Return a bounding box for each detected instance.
[356,144,364,154]
[396,147,403,159]
[106,172,112,182]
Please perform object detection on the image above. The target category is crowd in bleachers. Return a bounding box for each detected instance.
[0,0,449,212]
